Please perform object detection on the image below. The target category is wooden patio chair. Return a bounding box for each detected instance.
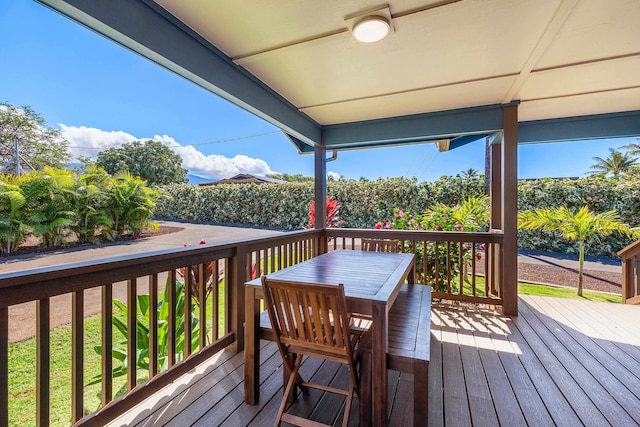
[362,238,399,253]
[261,277,369,427]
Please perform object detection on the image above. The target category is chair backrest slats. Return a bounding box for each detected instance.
[262,278,353,357]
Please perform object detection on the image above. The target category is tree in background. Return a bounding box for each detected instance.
[0,102,70,173]
[459,168,479,179]
[588,147,638,178]
[266,172,314,183]
[519,206,640,296]
[622,138,640,157]
[96,140,188,185]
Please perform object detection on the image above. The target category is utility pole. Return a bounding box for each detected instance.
[14,136,20,175]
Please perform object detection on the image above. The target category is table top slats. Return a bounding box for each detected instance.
[246,250,415,304]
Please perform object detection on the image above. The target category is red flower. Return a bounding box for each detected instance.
[435,224,442,230]
[251,263,263,280]
[455,224,463,231]
[476,252,482,260]
[375,223,382,229]
[479,243,486,251]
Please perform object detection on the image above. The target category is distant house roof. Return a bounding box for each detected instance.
[200,173,287,186]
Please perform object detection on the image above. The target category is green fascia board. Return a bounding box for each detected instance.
[518,110,640,144]
[319,103,511,151]
[35,1,640,153]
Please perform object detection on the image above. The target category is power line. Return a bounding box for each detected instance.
[408,143,435,178]
[67,130,281,150]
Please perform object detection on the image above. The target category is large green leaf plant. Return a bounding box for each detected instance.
[90,278,202,385]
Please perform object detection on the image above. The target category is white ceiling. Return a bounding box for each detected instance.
[154,0,639,126]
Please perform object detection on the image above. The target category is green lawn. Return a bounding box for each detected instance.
[8,281,227,427]
[518,282,622,303]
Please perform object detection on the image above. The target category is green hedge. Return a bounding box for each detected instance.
[155,176,640,257]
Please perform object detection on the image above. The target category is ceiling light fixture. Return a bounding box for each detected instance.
[352,16,391,43]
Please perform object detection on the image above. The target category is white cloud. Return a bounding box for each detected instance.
[60,125,274,180]
[327,171,341,181]
[60,125,136,159]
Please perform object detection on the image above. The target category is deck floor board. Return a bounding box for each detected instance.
[107,295,640,426]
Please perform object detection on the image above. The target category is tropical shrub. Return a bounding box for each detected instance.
[19,167,77,247]
[90,277,202,382]
[0,167,160,253]
[0,175,29,253]
[307,197,345,228]
[373,196,490,291]
[156,176,640,257]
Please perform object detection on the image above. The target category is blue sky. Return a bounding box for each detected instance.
[1,2,635,182]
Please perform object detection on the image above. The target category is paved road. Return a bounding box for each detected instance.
[1,220,283,273]
[518,248,621,273]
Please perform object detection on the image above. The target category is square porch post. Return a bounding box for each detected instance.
[314,145,327,254]
[502,105,518,316]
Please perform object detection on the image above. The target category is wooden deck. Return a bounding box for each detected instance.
[107,295,640,426]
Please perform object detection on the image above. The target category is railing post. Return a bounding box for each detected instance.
[230,244,248,353]
[621,257,629,303]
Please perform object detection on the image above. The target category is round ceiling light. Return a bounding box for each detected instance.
[352,16,390,43]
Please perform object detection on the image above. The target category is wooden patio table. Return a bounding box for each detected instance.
[244,249,415,427]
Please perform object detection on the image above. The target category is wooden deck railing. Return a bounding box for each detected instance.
[0,227,501,426]
[618,239,640,305]
[325,228,505,305]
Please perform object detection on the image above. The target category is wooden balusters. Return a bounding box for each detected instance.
[148,275,158,377]
[72,290,84,423]
[1,306,8,427]
[101,284,113,405]
[36,298,50,426]
[126,279,137,391]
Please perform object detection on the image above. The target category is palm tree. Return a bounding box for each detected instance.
[622,139,640,157]
[588,148,638,178]
[460,168,479,179]
[518,206,640,296]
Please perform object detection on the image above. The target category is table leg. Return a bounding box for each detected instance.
[372,302,388,427]
[244,287,260,404]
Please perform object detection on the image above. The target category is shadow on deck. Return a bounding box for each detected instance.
[108,295,640,426]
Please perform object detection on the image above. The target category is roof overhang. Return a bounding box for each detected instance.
[35,0,640,152]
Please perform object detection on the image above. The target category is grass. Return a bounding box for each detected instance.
[431,273,621,304]
[8,280,227,427]
[8,313,132,426]
[518,282,622,303]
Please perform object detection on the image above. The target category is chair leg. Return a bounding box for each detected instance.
[342,384,355,427]
[283,354,308,405]
[276,356,303,427]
